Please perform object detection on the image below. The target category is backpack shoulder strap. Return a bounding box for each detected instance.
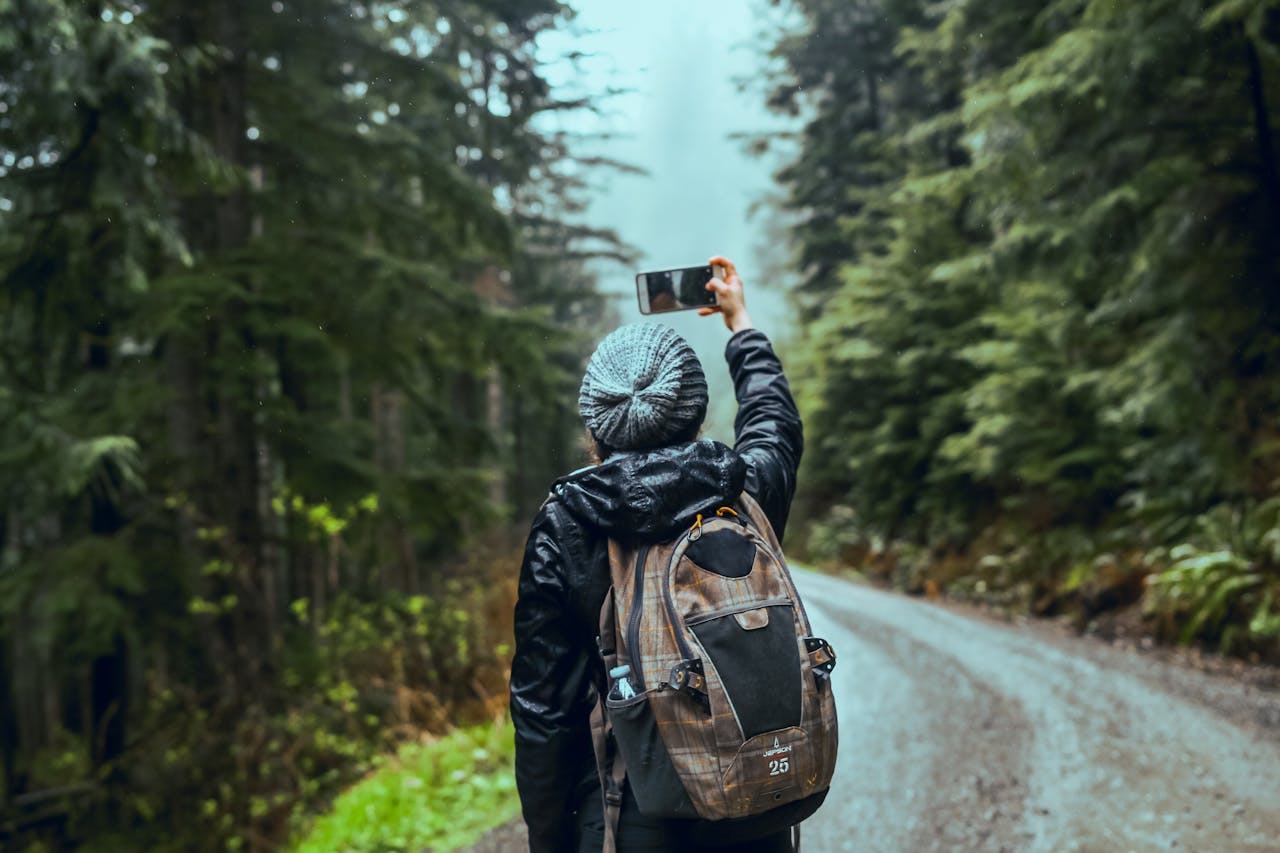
[590,539,636,853]
[736,490,781,551]
[588,706,627,853]
[588,679,626,853]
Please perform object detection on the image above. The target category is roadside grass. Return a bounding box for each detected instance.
[291,720,519,853]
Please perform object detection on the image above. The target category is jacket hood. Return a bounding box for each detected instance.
[552,439,747,543]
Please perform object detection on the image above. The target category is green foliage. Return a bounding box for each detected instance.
[767,0,1280,658]
[1,0,614,848]
[67,541,521,853]
[803,505,878,569]
[290,721,518,853]
[1147,500,1280,654]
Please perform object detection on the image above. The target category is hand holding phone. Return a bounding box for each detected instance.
[698,255,753,335]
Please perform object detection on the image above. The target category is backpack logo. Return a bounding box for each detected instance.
[764,737,793,776]
[762,736,792,758]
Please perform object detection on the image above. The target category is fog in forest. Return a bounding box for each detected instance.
[539,0,801,438]
[9,1,1280,849]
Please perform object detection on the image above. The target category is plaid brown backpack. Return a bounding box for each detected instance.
[590,491,838,851]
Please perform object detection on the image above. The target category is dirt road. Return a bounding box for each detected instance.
[470,569,1280,852]
[797,570,1280,852]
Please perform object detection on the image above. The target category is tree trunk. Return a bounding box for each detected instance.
[1244,35,1280,226]
[170,0,269,694]
[0,631,15,804]
[372,385,417,592]
[486,367,506,511]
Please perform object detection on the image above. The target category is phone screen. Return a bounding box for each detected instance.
[636,265,719,314]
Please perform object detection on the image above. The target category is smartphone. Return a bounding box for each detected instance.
[636,263,725,315]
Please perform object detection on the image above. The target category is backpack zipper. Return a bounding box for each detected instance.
[684,597,793,627]
[631,516,763,690]
[626,545,650,689]
[663,525,702,664]
[745,528,815,634]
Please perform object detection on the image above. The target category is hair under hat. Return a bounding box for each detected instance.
[578,323,708,451]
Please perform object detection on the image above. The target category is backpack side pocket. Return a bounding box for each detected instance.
[606,689,700,819]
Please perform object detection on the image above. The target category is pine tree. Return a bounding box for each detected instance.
[0,0,618,845]
[768,0,1280,600]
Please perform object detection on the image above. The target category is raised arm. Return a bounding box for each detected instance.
[702,257,804,541]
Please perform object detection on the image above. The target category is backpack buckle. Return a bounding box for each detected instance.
[668,659,710,713]
[669,658,705,692]
[804,637,837,677]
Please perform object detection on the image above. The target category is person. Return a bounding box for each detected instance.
[647,271,678,312]
[510,256,804,853]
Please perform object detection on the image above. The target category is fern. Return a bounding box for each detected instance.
[1148,502,1280,654]
[62,435,145,501]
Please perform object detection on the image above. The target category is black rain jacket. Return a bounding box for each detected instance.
[510,328,804,853]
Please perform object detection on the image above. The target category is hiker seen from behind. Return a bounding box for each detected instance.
[510,257,838,852]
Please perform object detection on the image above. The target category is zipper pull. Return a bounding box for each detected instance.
[689,513,703,541]
[715,506,745,525]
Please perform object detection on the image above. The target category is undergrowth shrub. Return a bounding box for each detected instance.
[1146,500,1280,658]
[803,498,1280,662]
[290,720,518,853]
[42,543,522,853]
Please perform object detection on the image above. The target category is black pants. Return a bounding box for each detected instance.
[575,786,796,853]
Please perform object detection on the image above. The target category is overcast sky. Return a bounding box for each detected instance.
[537,0,804,440]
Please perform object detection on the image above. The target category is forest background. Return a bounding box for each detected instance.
[2,0,1278,851]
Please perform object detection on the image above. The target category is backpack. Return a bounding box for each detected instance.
[589,491,838,851]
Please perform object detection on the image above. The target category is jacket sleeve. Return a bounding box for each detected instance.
[726,328,804,542]
[509,502,596,853]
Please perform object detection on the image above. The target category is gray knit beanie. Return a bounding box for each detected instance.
[578,323,708,451]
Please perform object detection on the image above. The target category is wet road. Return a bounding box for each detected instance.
[469,569,1280,852]
[796,570,1280,852]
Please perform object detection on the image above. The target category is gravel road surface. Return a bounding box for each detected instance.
[467,569,1280,852]
[797,571,1280,852]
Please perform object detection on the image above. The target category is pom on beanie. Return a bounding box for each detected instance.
[578,323,708,451]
